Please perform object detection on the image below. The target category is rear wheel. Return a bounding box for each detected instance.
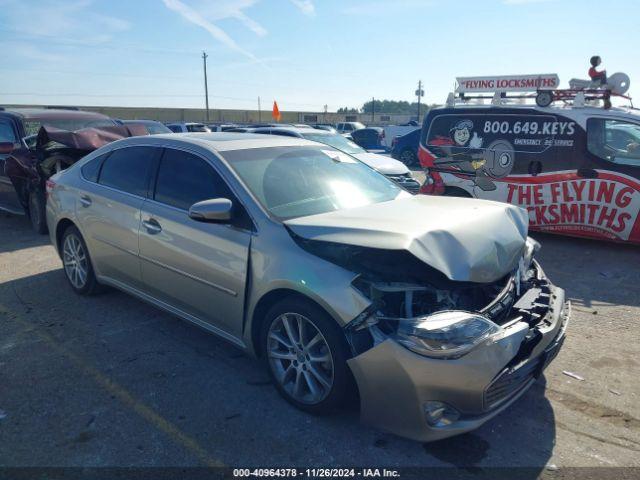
[399,148,417,166]
[28,190,48,234]
[61,225,101,295]
[535,91,553,107]
[261,297,353,414]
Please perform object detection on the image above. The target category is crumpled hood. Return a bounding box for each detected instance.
[284,195,529,283]
[353,152,409,175]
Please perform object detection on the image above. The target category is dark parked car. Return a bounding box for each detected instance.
[0,108,119,232]
[166,122,210,133]
[117,119,172,135]
[390,127,420,166]
[350,127,384,150]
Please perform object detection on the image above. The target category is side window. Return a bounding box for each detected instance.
[588,118,640,167]
[81,152,109,183]
[167,125,181,133]
[154,149,228,210]
[154,149,254,229]
[98,146,157,196]
[0,121,18,145]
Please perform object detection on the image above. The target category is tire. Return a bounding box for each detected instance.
[260,297,354,414]
[399,148,417,166]
[535,91,553,107]
[28,190,48,234]
[61,225,101,295]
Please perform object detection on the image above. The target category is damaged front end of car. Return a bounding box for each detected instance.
[295,232,569,441]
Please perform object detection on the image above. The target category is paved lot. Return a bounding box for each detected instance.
[1,211,639,471]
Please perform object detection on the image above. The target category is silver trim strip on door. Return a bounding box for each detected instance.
[139,254,238,297]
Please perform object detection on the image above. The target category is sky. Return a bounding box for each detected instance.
[0,0,638,112]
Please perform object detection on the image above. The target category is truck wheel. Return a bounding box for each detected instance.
[535,91,553,107]
[28,190,48,234]
[399,148,417,166]
[261,297,354,414]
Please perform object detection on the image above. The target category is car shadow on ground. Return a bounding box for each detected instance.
[0,263,556,471]
[0,212,50,254]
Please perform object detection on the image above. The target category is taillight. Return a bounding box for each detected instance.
[45,179,56,198]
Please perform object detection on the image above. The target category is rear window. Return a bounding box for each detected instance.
[81,153,109,183]
[424,113,563,154]
[98,146,158,196]
[23,118,116,137]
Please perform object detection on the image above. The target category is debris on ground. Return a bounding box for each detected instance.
[562,371,585,381]
[608,389,622,396]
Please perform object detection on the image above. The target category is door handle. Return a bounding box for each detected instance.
[79,195,92,207]
[142,218,162,234]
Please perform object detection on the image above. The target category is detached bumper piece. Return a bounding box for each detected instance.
[484,300,569,410]
[385,173,421,194]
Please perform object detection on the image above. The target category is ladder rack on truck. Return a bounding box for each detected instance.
[449,73,632,109]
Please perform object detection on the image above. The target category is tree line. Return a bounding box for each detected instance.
[337,100,439,115]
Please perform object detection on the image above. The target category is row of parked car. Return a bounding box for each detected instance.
[0,108,421,234]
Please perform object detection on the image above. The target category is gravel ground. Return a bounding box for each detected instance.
[0,210,639,473]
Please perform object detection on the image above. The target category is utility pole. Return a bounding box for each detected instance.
[323,104,327,123]
[202,51,210,122]
[258,96,261,122]
[371,97,375,123]
[415,80,424,122]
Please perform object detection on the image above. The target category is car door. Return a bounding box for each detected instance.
[78,146,161,289]
[584,117,640,242]
[138,147,252,339]
[0,118,25,214]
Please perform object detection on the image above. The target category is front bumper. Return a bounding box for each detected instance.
[347,277,569,442]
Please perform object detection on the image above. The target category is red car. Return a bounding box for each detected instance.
[0,107,140,233]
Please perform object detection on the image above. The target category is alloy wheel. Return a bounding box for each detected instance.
[63,234,88,289]
[267,313,335,405]
[400,149,416,166]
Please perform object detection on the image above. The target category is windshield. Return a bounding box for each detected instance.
[301,132,365,155]
[222,145,406,220]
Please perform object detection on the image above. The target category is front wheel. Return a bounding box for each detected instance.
[399,148,417,166]
[261,298,353,414]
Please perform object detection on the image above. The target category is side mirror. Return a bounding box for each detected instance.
[577,168,599,179]
[0,142,14,154]
[188,198,233,222]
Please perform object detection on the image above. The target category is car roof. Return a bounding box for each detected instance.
[121,119,163,124]
[113,132,321,152]
[254,126,334,136]
[2,107,111,121]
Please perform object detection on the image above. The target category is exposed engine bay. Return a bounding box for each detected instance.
[292,231,549,357]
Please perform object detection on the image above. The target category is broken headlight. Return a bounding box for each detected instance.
[391,310,500,359]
